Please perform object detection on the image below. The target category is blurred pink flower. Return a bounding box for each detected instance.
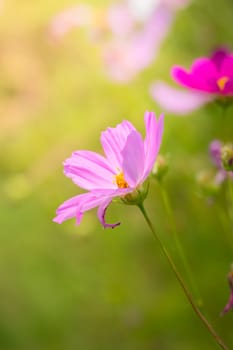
[49,0,190,82]
[49,4,93,41]
[49,2,134,42]
[209,140,223,168]
[106,2,134,37]
[103,0,190,82]
[53,112,164,228]
[150,49,233,115]
[209,140,233,185]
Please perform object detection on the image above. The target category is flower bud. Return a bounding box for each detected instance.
[221,144,233,171]
[151,155,169,182]
[121,181,149,206]
[221,264,233,316]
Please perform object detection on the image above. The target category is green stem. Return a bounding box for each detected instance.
[159,184,202,305]
[138,203,229,350]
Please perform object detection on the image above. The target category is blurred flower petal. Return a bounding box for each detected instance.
[209,140,222,167]
[150,81,213,115]
[103,2,175,82]
[107,3,134,37]
[49,4,93,40]
[49,0,192,81]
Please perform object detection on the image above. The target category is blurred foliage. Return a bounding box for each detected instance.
[0,0,233,349]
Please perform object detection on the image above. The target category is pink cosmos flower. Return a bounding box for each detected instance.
[53,112,164,228]
[150,49,233,115]
[172,49,233,95]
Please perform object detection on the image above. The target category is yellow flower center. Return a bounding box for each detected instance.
[217,76,229,91]
[115,172,129,189]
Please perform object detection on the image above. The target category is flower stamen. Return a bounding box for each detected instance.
[217,76,229,91]
[115,172,129,188]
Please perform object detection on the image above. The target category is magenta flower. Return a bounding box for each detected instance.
[150,49,233,115]
[53,112,164,228]
[172,49,233,95]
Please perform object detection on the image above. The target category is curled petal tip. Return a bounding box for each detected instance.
[103,221,121,229]
[97,198,120,229]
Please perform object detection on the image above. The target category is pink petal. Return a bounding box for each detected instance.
[209,140,222,167]
[97,197,120,228]
[64,150,116,190]
[172,59,218,92]
[172,66,193,87]
[143,112,164,180]
[107,3,134,37]
[223,80,233,95]
[101,120,136,170]
[150,81,213,115]
[103,2,175,83]
[53,190,125,228]
[53,192,98,224]
[164,0,191,9]
[91,187,132,197]
[143,3,173,48]
[211,49,229,70]
[191,58,217,78]
[221,55,233,77]
[221,291,233,316]
[102,40,136,83]
[49,4,92,40]
[122,130,145,187]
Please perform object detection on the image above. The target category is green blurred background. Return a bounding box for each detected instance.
[0,0,233,349]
